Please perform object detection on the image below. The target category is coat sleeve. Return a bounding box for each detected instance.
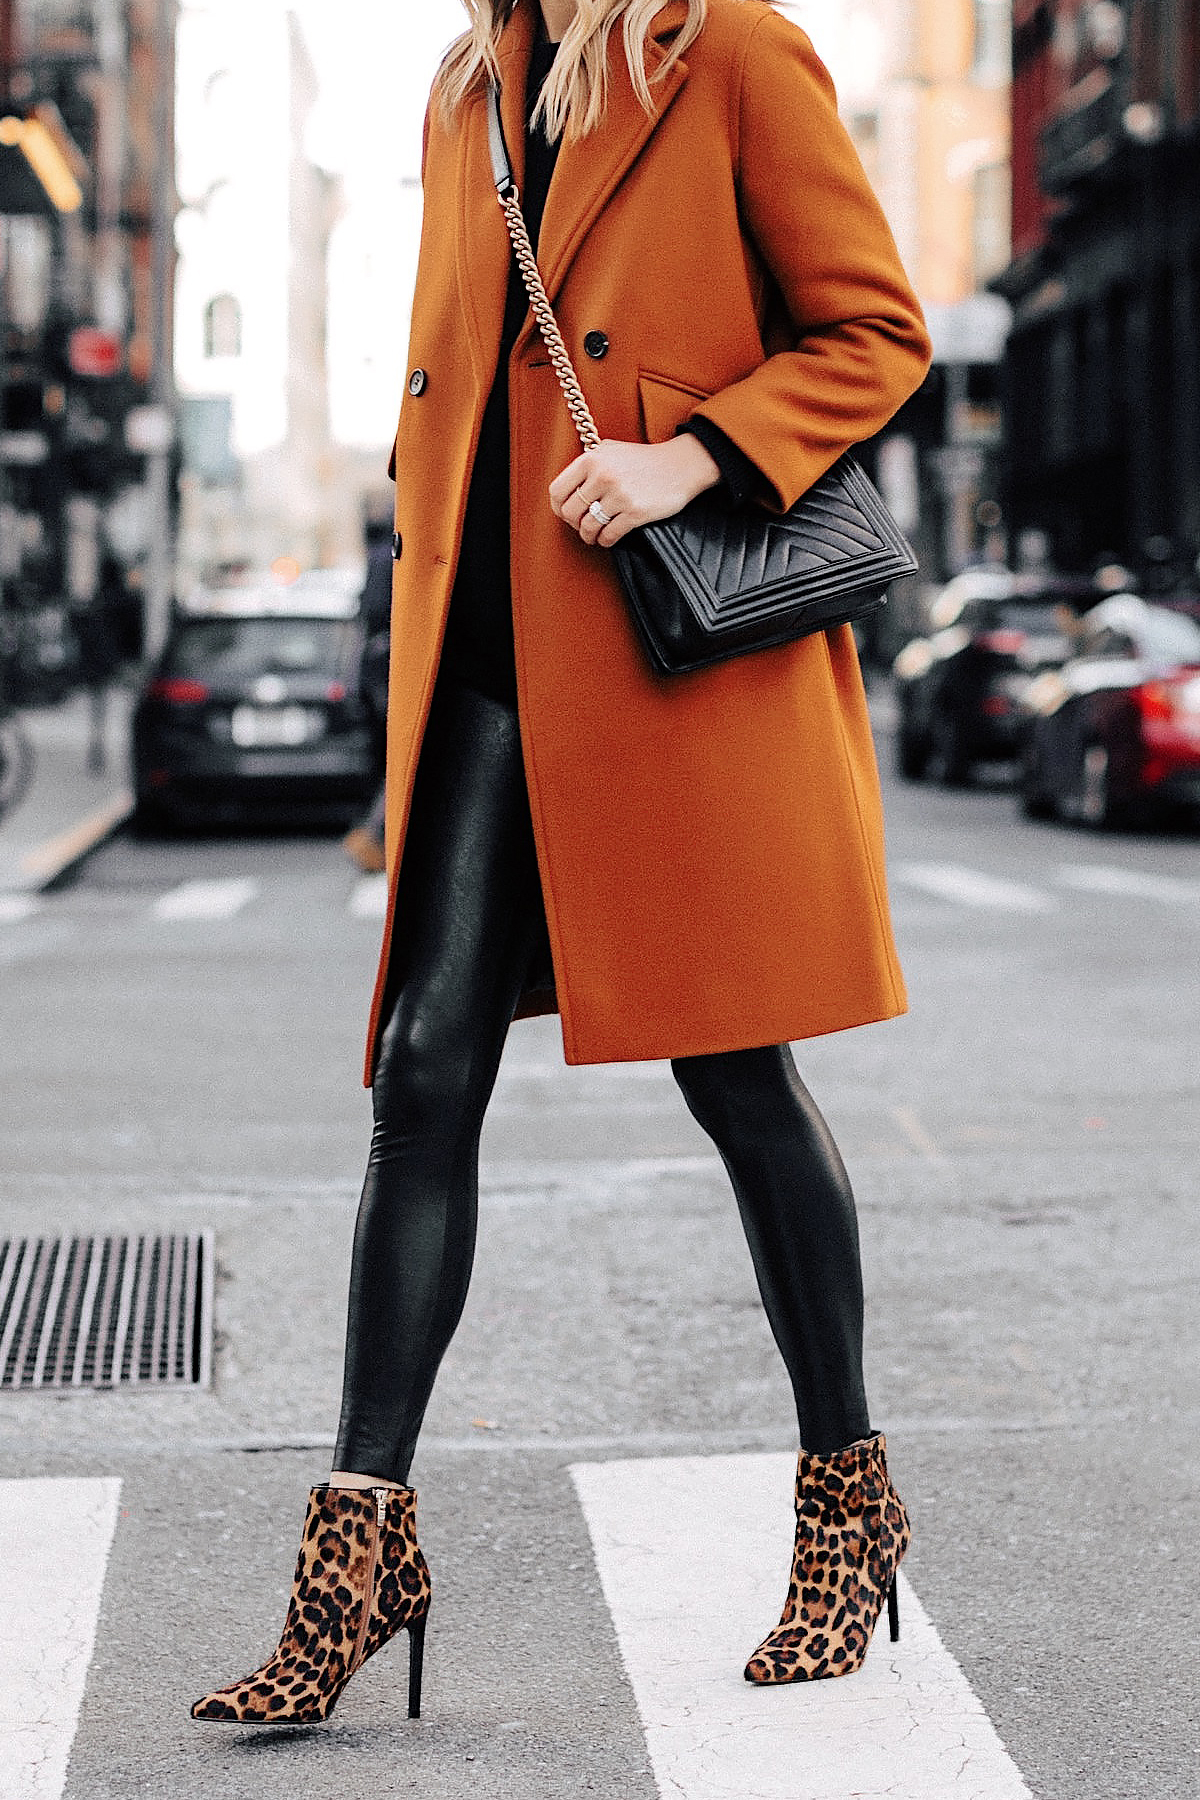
[688,9,932,511]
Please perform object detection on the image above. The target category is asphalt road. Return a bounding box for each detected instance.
[1,698,1198,1799]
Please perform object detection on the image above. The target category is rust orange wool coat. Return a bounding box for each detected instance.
[365,0,932,1081]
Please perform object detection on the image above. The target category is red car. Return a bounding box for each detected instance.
[1019,595,1200,826]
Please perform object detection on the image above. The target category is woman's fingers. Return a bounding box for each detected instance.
[552,456,622,531]
[549,446,635,544]
[563,484,612,534]
[547,451,595,518]
[577,496,621,545]
[549,437,720,545]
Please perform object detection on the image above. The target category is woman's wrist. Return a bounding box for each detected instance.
[668,431,723,504]
[549,434,723,546]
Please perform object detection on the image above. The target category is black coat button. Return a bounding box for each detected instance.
[408,368,428,396]
[583,331,609,360]
[391,531,402,560]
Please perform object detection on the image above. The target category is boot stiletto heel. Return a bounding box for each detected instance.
[407,1611,427,1719]
[745,1433,910,1684]
[192,1483,432,1724]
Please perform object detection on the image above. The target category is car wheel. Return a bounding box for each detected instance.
[895,722,929,780]
[929,711,972,787]
[1077,744,1128,829]
[131,791,174,837]
[1019,749,1056,820]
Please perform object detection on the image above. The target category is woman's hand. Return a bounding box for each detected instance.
[549,435,721,547]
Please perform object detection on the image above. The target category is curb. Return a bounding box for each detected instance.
[9,790,134,893]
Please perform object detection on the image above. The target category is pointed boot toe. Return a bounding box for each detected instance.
[191,1484,431,1725]
[744,1434,909,1685]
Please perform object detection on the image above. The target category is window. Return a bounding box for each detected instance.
[1137,610,1200,664]
[203,293,242,359]
[165,619,356,683]
[1083,626,1137,659]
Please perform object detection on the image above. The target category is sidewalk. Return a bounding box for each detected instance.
[0,689,133,894]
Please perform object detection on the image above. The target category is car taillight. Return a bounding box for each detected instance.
[1138,674,1200,721]
[975,629,1027,655]
[148,676,209,704]
[326,681,347,701]
[1138,672,1200,783]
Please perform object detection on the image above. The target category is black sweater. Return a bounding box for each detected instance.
[440,33,757,707]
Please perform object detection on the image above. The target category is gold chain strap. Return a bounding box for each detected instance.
[498,188,602,453]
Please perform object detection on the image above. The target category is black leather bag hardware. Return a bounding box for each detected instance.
[485,82,918,676]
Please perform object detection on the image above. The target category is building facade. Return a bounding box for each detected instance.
[0,0,176,693]
[997,0,1200,579]
[173,1,420,582]
[787,0,1015,624]
[173,3,339,579]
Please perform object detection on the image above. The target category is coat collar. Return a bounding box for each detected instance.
[463,0,691,349]
[536,7,690,302]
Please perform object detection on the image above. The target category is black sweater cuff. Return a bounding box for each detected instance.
[677,416,762,506]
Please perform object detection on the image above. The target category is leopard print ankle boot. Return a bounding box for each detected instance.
[191,1483,431,1723]
[744,1433,910,1684]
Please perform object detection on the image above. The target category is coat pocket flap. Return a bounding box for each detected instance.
[638,371,713,445]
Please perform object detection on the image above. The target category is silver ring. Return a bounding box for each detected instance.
[588,500,613,528]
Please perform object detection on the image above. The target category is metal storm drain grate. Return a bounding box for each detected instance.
[0,1232,214,1392]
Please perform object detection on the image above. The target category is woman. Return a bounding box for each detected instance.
[192,0,931,1725]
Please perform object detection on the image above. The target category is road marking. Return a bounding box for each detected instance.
[16,791,133,884]
[348,873,389,918]
[0,1477,121,1800]
[893,862,1057,913]
[0,896,39,923]
[152,878,259,921]
[573,1453,1033,1800]
[890,1104,944,1160]
[1056,863,1200,904]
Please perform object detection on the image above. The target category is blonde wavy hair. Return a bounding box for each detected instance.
[438,0,710,141]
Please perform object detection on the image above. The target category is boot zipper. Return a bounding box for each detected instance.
[350,1488,388,1673]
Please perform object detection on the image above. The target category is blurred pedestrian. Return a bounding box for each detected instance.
[342,505,394,873]
[193,0,931,1726]
[69,557,125,775]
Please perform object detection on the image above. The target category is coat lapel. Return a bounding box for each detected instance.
[455,2,537,380]
[537,7,690,304]
[456,0,691,373]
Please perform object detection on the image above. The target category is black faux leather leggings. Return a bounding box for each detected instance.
[333,678,871,1482]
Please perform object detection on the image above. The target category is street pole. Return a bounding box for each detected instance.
[0,0,13,645]
[0,218,8,653]
[143,0,176,662]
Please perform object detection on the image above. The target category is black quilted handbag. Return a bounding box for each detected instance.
[487,84,918,676]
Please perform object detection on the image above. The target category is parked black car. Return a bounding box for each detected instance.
[1019,595,1200,827]
[132,570,376,829]
[892,569,1093,785]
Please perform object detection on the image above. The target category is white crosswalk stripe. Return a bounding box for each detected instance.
[0,1478,121,1800]
[348,873,389,919]
[3,1458,1036,1799]
[892,862,1057,912]
[3,859,1198,934]
[574,1453,1033,1800]
[151,878,260,921]
[0,896,39,923]
[1055,862,1200,903]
